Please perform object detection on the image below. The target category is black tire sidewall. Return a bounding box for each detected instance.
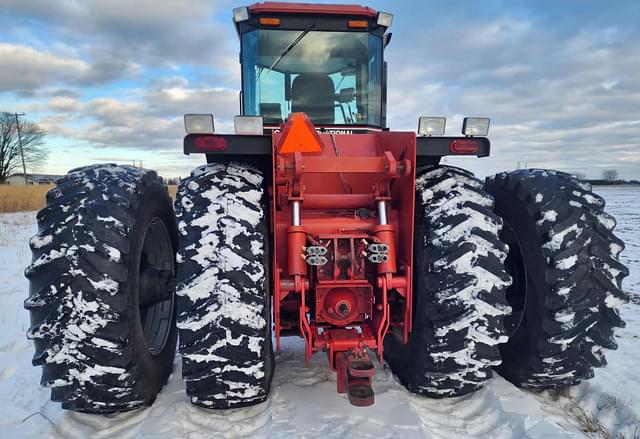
[127,185,178,403]
[490,186,547,382]
[261,188,275,394]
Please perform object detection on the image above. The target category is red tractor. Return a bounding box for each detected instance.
[26,2,628,412]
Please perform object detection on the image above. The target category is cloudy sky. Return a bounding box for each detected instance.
[1,0,639,179]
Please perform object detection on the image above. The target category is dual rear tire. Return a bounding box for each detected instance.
[25,162,274,413]
[24,163,627,412]
[385,166,627,397]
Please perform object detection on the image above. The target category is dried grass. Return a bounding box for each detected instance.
[553,388,639,439]
[167,185,177,200]
[0,184,53,213]
[564,403,610,437]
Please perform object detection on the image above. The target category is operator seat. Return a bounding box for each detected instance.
[291,73,335,124]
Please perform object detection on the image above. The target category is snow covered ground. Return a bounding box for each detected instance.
[1,185,638,438]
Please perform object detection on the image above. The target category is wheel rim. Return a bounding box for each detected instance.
[138,217,175,355]
[501,220,528,338]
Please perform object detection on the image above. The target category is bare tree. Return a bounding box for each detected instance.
[602,169,619,182]
[0,113,47,183]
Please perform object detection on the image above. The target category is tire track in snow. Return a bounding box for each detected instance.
[537,301,640,438]
[408,386,517,439]
[171,397,272,438]
[269,338,423,438]
[51,357,273,439]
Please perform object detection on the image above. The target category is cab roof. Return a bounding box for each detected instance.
[248,2,377,18]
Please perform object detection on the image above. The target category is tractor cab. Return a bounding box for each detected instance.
[234,3,392,130]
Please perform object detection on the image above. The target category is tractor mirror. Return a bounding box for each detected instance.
[336,88,356,103]
[383,33,393,48]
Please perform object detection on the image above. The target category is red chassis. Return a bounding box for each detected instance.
[271,114,415,405]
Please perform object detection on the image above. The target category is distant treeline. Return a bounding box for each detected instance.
[585,179,640,185]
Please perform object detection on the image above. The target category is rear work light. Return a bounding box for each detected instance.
[462,117,490,136]
[194,136,227,152]
[259,17,280,26]
[377,12,393,27]
[450,139,480,154]
[233,7,249,22]
[184,114,214,134]
[234,115,263,135]
[418,117,446,136]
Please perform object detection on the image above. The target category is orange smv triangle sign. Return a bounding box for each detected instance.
[277,112,324,154]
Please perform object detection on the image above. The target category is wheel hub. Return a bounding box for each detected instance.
[138,217,175,355]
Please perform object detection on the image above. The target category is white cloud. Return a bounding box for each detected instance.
[35,81,237,158]
[0,43,140,92]
[2,0,236,72]
[145,86,238,118]
[48,96,81,113]
[0,44,89,91]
